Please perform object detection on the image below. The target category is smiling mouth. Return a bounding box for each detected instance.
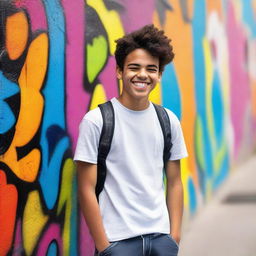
[132,81,150,88]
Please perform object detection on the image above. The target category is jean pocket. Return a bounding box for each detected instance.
[166,234,179,249]
[98,241,119,256]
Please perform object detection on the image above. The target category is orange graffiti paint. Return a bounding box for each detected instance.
[2,32,48,182]
[156,0,198,186]
[207,0,223,20]
[17,32,48,145]
[6,11,28,60]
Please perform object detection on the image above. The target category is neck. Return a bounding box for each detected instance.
[117,95,150,111]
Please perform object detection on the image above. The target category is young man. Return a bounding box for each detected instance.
[74,25,188,256]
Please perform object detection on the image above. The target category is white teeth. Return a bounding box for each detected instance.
[134,82,147,88]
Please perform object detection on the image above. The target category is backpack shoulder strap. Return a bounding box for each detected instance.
[96,101,115,199]
[153,103,172,168]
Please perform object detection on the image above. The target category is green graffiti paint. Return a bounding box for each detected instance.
[87,35,108,83]
[195,116,206,171]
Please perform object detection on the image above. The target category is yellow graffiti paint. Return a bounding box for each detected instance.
[90,83,107,110]
[118,79,123,95]
[149,82,161,104]
[2,33,48,182]
[87,0,124,55]
[204,38,216,153]
[6,12,28,60]
[181,158,190,209]
[57,158,75,256]
[233,0,243,21]
[23,191,48,255]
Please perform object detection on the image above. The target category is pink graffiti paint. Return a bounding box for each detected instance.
[227,2,250,158]
[14,0,47,32]
[61,0,91,152]
[118,0,155,33]
[99,56,119,99]
[37,223,62,255]
[80,211,95,256]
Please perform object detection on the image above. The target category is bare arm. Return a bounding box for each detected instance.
[76,161,110,252]
[165,160,184,244]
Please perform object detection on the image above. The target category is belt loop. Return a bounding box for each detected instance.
[141,235,145,256]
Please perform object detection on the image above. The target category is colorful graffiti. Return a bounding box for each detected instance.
[0,0,256,255]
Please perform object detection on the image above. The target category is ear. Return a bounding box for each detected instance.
[116,66,122,79]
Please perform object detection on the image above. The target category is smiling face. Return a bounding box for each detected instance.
[117,48,161,109]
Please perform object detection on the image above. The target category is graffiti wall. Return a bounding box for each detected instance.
[0,0,256,255]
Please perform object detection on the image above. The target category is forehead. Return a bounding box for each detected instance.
[124,48,159,67]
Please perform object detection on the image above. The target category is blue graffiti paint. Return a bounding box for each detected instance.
[212,70,223,147]
[39,0,68,209]
[162,63,181,120]
[0,71,20,134]
[242,0,256,37]
[197,164,206,197]
[193,0,214,179]
[211,70,230,188]
[193,0,206,113]
[188,177,197,214]
[70,176,78,256]
[46,241,58,256]
[41,125,69,205]
[46,125,67,161]
[221,0,228,14]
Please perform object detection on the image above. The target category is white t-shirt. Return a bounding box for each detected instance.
[74,97,188,241]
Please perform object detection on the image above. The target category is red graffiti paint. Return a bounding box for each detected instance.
[0,170,18,255]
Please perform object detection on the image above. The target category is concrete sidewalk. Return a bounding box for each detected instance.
[178,155,256,256]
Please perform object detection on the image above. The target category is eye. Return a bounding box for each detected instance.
[147,68,157,72]
[129,67,139,71]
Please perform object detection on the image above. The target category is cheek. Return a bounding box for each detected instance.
[124,73,135,81]
[152,75,160,83]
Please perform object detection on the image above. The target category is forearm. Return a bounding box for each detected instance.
[79,188,110,251]
[166,179,184,243]
[76,161,110,251]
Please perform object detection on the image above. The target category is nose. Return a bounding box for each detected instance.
[137,69,148,79]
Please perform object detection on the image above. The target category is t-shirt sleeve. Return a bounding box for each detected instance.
[167,111,188,161]
[73,117,101,164]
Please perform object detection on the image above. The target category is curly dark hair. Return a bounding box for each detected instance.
[115,24,174,72]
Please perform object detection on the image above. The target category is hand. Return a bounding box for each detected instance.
[97,241,111,253]
[171,234,180,245]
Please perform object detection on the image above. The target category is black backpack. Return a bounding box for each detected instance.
[96,101,172,199]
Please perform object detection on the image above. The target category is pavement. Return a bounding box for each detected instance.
[178,155,256,256]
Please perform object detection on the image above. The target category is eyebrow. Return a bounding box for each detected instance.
[127,63,158,69]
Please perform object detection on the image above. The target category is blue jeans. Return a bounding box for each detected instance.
[97,233,179,256]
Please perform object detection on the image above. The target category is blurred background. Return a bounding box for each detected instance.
[0,0,255,255]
